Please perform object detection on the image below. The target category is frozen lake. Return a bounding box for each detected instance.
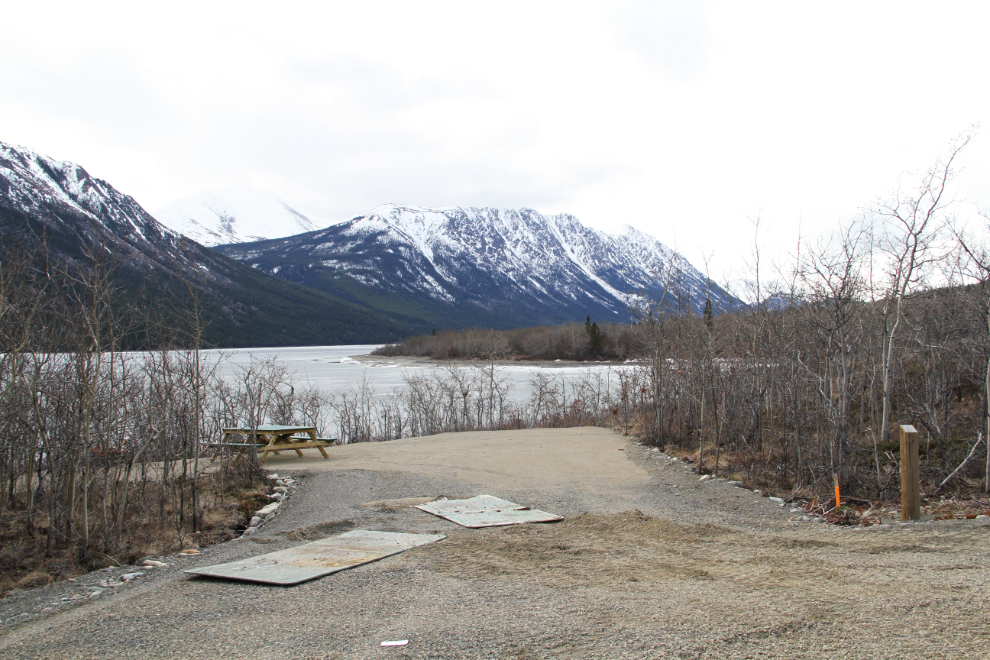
[204,344,634,403]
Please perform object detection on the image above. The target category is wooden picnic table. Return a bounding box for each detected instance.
[214,425,333,463]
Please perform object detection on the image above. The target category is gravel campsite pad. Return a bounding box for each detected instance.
[2,427,989,659]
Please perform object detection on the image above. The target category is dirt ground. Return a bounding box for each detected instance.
[1,428,989,659]
[278,427,651,493]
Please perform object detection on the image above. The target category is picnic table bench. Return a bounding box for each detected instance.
[210,425,336,464]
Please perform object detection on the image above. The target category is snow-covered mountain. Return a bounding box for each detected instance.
[0,141,410,346]
[0,140,193,269]
[153,188,319,246]
[0,139,739,340]
[217,204,741,328]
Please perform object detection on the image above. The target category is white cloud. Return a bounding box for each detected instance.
[611,0,711,80]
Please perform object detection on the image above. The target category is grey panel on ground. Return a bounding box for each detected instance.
[183,530,445,585]
[415,495,563,528]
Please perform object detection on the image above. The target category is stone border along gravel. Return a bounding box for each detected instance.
[1,560,171,628]
[241,473,299,535]
[639,442,990,527]
[638,445,829,523]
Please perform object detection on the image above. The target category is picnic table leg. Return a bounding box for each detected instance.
[255,434,277,461]
[307,430,331,460]
[280,434,305,457]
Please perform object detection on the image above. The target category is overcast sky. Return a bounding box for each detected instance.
[3,1,989,282]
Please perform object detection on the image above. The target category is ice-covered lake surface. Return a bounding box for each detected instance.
[204,344,634,402]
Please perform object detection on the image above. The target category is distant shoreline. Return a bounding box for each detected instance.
[350,353,635,369]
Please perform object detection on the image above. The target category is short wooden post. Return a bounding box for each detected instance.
[900,424,921,521]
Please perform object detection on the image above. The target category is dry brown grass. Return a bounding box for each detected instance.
[0,463,273,597]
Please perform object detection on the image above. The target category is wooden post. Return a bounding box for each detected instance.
[900,424,921,521]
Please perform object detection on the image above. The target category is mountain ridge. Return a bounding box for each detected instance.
[0,141,412,347]
[2,140,740,345]
[217,203,741,330]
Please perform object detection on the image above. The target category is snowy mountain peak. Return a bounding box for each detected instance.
[0,140,182,248]
[0,141,417,345]
[153,188,321,246]
[616,223,654,241]
[218,203,742,327]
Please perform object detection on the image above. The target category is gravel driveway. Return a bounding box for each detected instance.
[1,428,988,659]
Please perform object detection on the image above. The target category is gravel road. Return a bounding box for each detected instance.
[1,428,988,659]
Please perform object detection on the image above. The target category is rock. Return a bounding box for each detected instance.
[249,516,263,527]
[257,503,279,517]
[699,475,711,482]
[752,490,762,496]
[275,480,286,487]
[86,589,104,598]
[178,548,201,556]
[790,508,802,513]
[7,612,32,625]
[726,481,744,488]
[273,486,289,494]
[976,515,989,520]
[266,474,279,480]
[121,572,145,582]
[769,497,785,505]
[141,559,168,568]
[242,527,257,535]
[798,516,811,522]
[270,493,285,501]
